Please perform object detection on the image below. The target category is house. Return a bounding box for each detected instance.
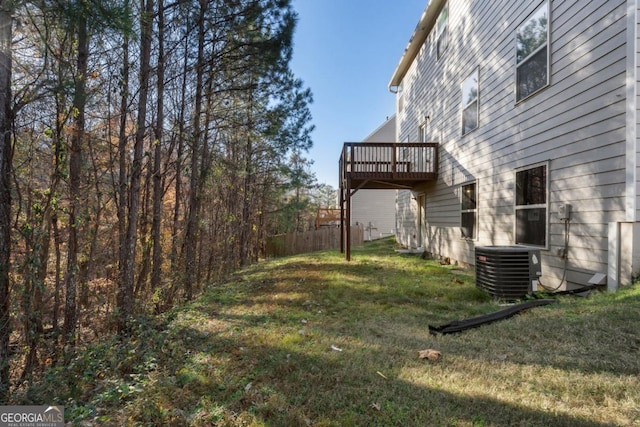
[351,115,398,241]
[387,0,640,290]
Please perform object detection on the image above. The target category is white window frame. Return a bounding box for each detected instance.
[515,1,550,102]
[461,181,477,240]
[514,162,549,248]
[461,68,479,136]
[436,1,448,60]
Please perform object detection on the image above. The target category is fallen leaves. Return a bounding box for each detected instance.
[418,349,441,362]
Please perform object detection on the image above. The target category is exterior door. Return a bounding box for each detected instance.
[417,194,426,249]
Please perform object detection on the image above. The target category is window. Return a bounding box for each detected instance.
[515,164,547,246]
[461,182,476,239]
[516,2,549,101]
[461,69,479,135]
[436,2,448,59]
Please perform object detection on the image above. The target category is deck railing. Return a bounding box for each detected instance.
[339,142,438,186]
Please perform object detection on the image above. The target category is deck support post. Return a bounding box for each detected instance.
[346,178,351,261]
[340,187,344,254]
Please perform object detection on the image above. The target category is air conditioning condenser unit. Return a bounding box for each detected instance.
[475,246,542,300]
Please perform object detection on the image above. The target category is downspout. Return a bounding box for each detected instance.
[630,0,640,284]
[611,0,640,290]
[625,0,638,223]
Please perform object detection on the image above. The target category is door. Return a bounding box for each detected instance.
[417,194,426,249]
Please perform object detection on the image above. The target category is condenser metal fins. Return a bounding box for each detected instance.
[475,246,542,300]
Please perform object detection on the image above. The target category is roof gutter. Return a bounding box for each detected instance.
[388,0,446,93]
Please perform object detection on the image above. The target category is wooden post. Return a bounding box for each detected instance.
[346,178,351,261]
[339,187,344,254]
[392,143,397,177]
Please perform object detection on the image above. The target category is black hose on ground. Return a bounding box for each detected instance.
[428,299,558,335]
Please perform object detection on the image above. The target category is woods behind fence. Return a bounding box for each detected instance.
[266,225,364,258]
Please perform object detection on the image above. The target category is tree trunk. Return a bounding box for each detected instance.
[0,0,13,401]
[170,31,189,275]
[63,9,88,347]
[183,0,206,301]
[135,162,152,296]
[117,3,130,326]
[117,0,153,334]
[51,212,62,337]
[151,0,165,302]
[80,139,104,308]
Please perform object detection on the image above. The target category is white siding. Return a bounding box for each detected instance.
[395,190,417,247]
[350,116,397,239]
[395,0,639,286]
[352,190,396,240]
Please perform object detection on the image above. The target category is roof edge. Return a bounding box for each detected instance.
[388,0,446,92]
[361,114,396,142]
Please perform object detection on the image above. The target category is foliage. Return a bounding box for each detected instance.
[3,0,328,397]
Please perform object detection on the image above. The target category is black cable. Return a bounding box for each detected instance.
[539,218,571,292]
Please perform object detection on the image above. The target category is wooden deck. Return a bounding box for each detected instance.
[340,142,438,190]
[339,142,439,260]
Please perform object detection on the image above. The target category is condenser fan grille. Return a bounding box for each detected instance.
[475,246,541,299]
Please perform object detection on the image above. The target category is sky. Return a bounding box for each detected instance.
[289,0,428,189]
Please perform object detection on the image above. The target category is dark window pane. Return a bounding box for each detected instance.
[517,45,547,100]
[461,212,475,239]
[462,183,476,210]
[462,101,478,135]
[516,165,546,206]
[516,208,546,246]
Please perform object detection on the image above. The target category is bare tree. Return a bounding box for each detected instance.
[0,0,13,402]
[117,0,154,334]
[151,0,165,298]
[63,4,88,346]
[182,0,206,301]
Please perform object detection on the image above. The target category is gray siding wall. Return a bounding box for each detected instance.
[396,0,632,286]
[351,116,397,239]
[352,190,396,240]
[396,190,417,247]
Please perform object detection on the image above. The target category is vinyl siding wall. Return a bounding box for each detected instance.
[350,116,397,239]
[352,190,396,240]
[395,0,634,286]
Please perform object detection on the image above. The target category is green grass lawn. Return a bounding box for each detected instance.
[36,238,640,426]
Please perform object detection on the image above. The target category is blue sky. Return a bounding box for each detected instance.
[290,0,427,189]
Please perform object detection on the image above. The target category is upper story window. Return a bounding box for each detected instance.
[436,1,448,59]
[461,69,479,135]
[515,164,547,247]
[516,1,549,101]
[461,182,477,239]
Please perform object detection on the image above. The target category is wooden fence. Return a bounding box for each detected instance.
[265,225,364,258]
